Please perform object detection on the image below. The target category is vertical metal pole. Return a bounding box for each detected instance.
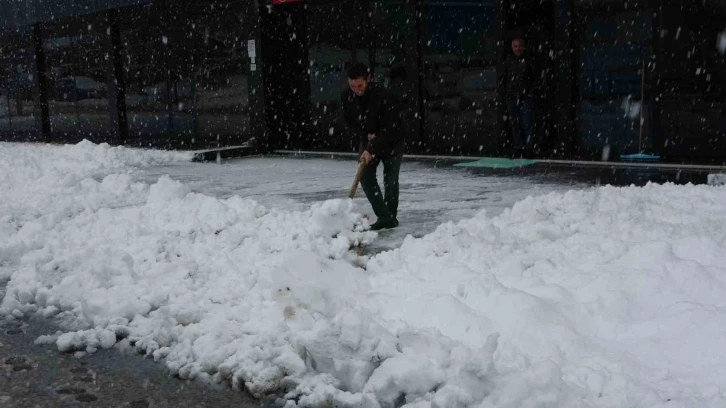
[650,1,663,158]
[107,9,128,145]
[32,23,51,142]
[402,0,423,154]
[553,0,575,157]
[415,0,426,152]
[638,59,645,152]
[495,0,508,155]
[248,0,268,151]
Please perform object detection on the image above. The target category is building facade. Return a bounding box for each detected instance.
[1,0,724,160]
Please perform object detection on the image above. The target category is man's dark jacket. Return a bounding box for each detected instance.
[341,83,405,156]
[501,53,536,100]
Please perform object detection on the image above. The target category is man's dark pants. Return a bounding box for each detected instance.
[360,152,402,222]
[506,99,532,149]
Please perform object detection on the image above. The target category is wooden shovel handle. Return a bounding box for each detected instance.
[348,161,366,199]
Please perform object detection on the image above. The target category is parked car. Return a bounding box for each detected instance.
[55,76,107,101]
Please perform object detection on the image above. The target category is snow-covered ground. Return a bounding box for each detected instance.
[2,141,726,407]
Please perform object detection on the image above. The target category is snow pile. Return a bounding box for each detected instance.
[0,140,191,243]
[3,141,726,407]
[709,173,726,186]
[366,184,726,407]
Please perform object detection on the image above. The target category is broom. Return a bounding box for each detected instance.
[621,59,660,161]
[348,161,371,236]
[348,161,366,199]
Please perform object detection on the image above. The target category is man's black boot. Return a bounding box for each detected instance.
[370,217,398,231]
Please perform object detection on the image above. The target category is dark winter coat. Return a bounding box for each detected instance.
[502,53,536,100]
[341,83,405,156]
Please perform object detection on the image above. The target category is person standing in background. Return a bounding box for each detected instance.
[501,36,536,158]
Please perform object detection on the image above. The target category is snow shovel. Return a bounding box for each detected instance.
[348,161,366,199]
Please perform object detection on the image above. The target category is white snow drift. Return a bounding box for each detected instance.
[2,141,726,407]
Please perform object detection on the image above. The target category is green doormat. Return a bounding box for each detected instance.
[620,153,660,161]
[453,157,538,169]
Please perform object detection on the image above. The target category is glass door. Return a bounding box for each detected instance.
[420,0,498,155]
[575,6,655,159]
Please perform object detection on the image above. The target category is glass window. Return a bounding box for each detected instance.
[191,2,252,148]
[421,0,498,155]
[0,0,154,30]
[307,1,355,151]
[119,2,251,149]
[658,1,726,158]
[306,1,419,152]
[42,15,112,143]
[120,6,185,148]
[260,2,311,150]
[372,1,420,152]
[0,27,39,140]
